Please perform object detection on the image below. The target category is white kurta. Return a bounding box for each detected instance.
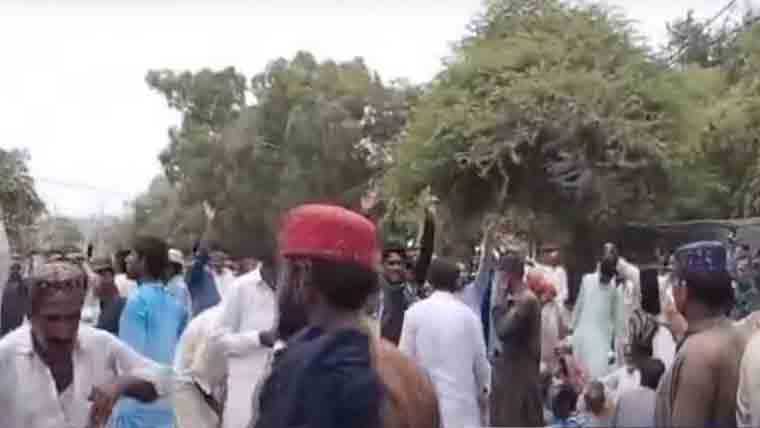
[214,270,238,301]
[0,324,169,428]
[652,323,676,368]
[174,305,228,428]
[115,273,138,298]
[399,291,491,428]
[216,268,276,427]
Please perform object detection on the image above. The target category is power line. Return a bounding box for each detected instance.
[34,176,134,198]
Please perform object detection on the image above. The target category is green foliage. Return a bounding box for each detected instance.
[142,52,412,256]
[386,0,689,253]
[34,215,84,251]
[0,149,45,250]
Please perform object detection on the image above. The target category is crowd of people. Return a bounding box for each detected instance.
[0,200,759,428]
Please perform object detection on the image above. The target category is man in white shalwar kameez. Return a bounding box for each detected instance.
[400,258,491,428]
[215,256,277,427]
[174,305,229,428]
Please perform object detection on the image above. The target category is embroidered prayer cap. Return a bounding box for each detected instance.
[674,241,727,277]
[89,257,112,273]
[27,260,87,294]
[168,248,185,265]
[279,204,380,271]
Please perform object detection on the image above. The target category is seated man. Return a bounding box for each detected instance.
[0,259,169,427]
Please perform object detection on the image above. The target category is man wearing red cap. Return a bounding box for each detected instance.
[253,204,440,428]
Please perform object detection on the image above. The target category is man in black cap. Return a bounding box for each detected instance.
[654,241,746,428]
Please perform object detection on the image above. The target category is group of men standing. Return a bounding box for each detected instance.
[4,195,760,428]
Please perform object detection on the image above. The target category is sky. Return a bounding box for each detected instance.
[0,0,745,218]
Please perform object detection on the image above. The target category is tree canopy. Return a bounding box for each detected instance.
[142,52,415,256]
[0,148,45,251]
[121,0,760,266]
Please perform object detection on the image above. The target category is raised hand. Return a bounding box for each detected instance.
[202,201,216,222]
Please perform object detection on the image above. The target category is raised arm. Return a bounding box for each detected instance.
[494,296,536,341]
[413,208,435,286]
[186,202,215,296]
[471,313,491,401]
[473,229,496,301]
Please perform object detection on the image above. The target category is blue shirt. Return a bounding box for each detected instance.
[113,280,188,428]
[167,274,192,316]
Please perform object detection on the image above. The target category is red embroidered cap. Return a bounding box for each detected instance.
[279,204,380,271]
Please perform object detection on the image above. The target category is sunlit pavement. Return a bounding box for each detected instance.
[223,355,260,428]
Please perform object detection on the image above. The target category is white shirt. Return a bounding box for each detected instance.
[737,331,760,427]
[216,268,276,428]
[115,273,138,298]
[652,324,676,368]
[601,366,641,404]
[0,324,169,428]
[213,269,238,301]
[174,305,228,401]
[399,290,491,428]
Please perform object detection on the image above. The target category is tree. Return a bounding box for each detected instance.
[385,0,698,268]
[144,52,413,256]
[0,148,46,251]
[33,215,84,251]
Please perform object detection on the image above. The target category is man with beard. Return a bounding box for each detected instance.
[655,241,746,428]
[378,209,434,345]
[490,250,543,427]
[0,259,168,427]
[253,204,440,428]
[571,249,623,379]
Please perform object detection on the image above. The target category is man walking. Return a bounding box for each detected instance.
[399,258,491,428]
[113,236,188,428]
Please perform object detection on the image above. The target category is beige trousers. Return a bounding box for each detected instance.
[174,380,222,428]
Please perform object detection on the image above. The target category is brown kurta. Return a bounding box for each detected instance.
[491,286,544,427]
[655,316,749,428]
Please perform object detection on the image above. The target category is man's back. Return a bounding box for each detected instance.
[656,319,748,428]
[399,291,486,428]
[400,291,487,405]
[612,387,656,428]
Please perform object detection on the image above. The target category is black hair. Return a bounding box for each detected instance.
[300,258,379,311]
[683,270,734,310]
[132,236,169,280]
[552,384,578,419]
[639,357,666,389]
[499,252,525,277]
[115,250,130,274]
[640,268,661,315]
[427,258,460,292]
[585,381,606,413]
[539,371,553,403]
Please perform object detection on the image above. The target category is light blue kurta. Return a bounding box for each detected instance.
[112,280,188,428]
[571,273,622,379]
